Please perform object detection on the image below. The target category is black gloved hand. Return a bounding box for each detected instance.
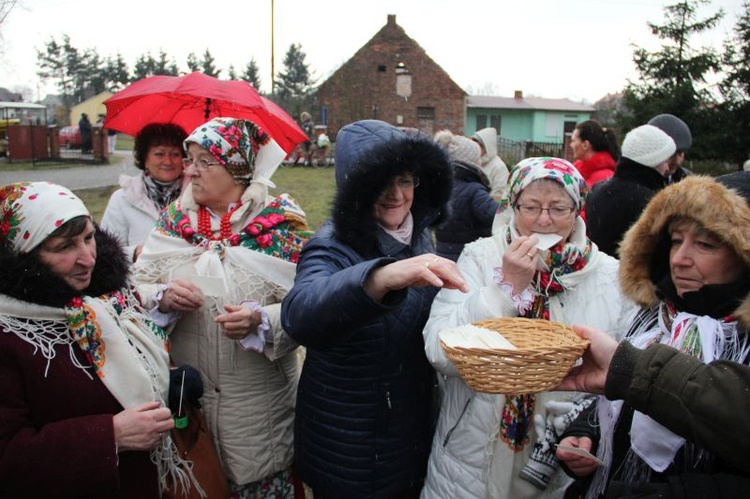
[168,365,204,414]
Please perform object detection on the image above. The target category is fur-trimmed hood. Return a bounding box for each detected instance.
[0,227,129,307]
[619,174,750,326]
[332,120,452,256]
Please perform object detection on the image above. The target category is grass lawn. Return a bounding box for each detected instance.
[75,166,336,232]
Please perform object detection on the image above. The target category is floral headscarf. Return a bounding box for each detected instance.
[497,157,588,215]
[0,182,90,255]
[184,117,286,187]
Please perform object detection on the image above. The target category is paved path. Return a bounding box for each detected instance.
[0,151,140,190]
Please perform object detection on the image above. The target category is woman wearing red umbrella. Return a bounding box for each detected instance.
[132,118,311,498]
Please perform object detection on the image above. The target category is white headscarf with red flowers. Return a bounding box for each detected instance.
[0,182,90,255]
[184,117,286,187]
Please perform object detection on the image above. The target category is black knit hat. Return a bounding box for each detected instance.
[647,114,692,152]
[716,171,750,206]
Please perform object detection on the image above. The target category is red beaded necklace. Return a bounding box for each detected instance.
[196,202,243,240]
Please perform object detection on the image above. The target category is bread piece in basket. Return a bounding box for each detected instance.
[439,317,589,394]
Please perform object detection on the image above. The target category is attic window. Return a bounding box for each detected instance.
[377,65,387,72]
[417,107,435,120]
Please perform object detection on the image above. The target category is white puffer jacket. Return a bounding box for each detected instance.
[100,173,189,261]
[421,228,638,499]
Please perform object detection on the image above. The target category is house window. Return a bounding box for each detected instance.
[417,107,435,120]
[545,114,560,137]
[476,115,487,130]
[490,115,502,135]
[563,120,576,136]
[377,65,386,72]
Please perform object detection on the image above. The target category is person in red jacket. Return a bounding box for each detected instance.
[570,120,620,188]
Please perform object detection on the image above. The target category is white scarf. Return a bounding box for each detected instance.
[0,289,200,495]
[133,183,298,295]
[588,304,750,498]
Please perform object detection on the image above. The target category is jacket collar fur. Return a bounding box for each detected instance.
[0,227,129,307]
[619,175,750,326]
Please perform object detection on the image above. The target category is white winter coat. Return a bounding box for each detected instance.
[473,127,510,201]
[100,173,189,261]
[421,226,638,499]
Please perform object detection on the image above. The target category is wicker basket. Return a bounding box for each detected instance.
[440,317,588,394]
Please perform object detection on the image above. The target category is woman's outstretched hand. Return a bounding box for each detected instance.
[364,253,469,302]
[554,325,619,394]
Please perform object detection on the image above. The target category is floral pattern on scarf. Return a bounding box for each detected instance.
[0,183,26,248]
[497,156,588,216]
[498,228,592,452]
[527,237,592,320]
[1,182,89,255]
[499,394,535,451]
[155,194,311,263]
[184,118,271,185]
[65,289,168,378]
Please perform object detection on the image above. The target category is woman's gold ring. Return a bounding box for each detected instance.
[425,261,431,269]
[526,252,534,259]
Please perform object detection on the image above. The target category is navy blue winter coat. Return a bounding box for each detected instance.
[434,161,498,261]
[281,120,453,498]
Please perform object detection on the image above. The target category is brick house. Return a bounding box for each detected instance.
[316,14,466,139]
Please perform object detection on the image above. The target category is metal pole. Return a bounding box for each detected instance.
[271,0,275,96]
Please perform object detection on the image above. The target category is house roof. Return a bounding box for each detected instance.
[319,14,465,97]
[0,101,47,110]
[467,95,594,112]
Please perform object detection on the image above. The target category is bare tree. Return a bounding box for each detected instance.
[0,0,20,27]
[0,0,21,51]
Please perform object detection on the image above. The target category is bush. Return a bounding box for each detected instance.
[684,159,739,177]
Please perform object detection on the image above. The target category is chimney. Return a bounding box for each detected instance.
[387,14,396,25]
[514,90,523,99]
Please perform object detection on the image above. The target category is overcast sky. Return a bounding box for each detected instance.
[0,0,745,103]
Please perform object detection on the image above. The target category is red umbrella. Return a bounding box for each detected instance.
[103,72,308,153]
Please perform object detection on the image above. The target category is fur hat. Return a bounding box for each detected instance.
[619,174,750,325]
[648,114,692,152]
[434,130,481,165]
[621,125,676,168]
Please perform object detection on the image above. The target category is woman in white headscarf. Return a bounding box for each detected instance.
[421,157,638,499]
[133,117,311,498]
[0,182,191,498]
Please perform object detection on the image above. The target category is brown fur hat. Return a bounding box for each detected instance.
[619,174,750,326]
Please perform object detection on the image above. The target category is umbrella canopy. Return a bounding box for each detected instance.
[103,72,308,153]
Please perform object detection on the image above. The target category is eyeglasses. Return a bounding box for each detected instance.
[514,204,576,219]
[392,176,420,190]
[182,157,221,171]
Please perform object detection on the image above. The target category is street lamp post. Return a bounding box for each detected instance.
[271,0,275,96]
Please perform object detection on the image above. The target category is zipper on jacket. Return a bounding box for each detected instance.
[386,390,392,410]
[442,397,472,447]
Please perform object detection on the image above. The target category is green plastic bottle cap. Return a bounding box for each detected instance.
[174,414,189,429]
